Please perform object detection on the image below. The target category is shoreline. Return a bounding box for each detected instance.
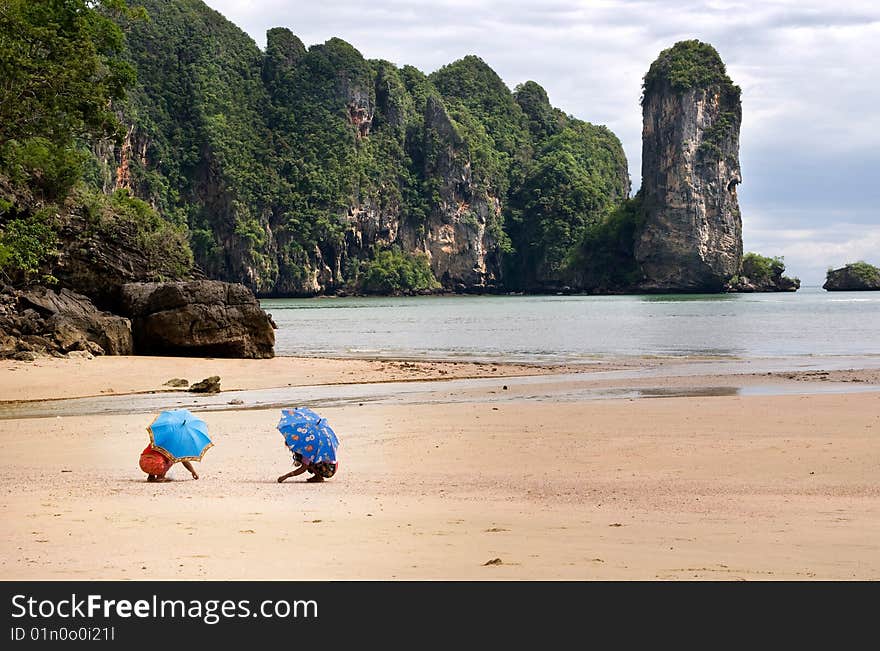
[0,355,607,404]
[254,283,837,299]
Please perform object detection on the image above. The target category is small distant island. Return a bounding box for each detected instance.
[728,253,799,292]
[823,262,880,291]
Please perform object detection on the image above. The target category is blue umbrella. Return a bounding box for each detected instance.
[277,407,339,464]
[147,409,213,462]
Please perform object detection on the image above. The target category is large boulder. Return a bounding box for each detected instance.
[823,263,880,291]
[0,286,133,357]
[117,281,275,358]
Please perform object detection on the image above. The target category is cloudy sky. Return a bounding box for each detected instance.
[206,0,878,285]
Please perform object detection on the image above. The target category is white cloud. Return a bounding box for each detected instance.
[744,217,880,285]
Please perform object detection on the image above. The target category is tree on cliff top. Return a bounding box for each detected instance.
[514,81,564,143]
[430,55,530,160]
[642,39,740,100]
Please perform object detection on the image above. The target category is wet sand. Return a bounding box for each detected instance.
[0,355,600,403]
[1,355,879,580]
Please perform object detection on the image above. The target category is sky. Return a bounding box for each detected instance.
[206,0,879,285]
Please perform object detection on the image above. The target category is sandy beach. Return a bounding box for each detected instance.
[1,355,879,580]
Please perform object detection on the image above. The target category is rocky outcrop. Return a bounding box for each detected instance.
[728,253,800,292]
[0,286,133,358]
[729,274,799,293]
[731,276,799,293]
[823,263,880,291]
[636,41,743,292]
[259,45,505,295]
[117,281,275,358]
[52,208,198,308]
[189,376,221,393]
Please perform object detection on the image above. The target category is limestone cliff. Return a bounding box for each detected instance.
[410,96,501,289]
[110,2,625,296]
[636,40,743,292]
[260,35,503,294]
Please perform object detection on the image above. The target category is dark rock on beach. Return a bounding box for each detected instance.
[0,286,133,358]
[189,376,221,393]
[117,280,275,358]
[0,280,275,360]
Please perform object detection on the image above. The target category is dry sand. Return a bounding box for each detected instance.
[1,356,879,580]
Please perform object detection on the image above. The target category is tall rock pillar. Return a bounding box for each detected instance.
[636,40,743,292]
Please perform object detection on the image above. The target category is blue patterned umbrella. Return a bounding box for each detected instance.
[277,407,339,464]
[147,409,213,462]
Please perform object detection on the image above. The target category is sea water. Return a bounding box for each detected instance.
[260,286,880,362]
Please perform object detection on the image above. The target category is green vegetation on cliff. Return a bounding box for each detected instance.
[430,56,530,163]
[0,207,58,277]
[505,82,630,290]
[567,193,644,290]
[514,81,565,143]
[117,0,269,283]
[739,253,785,285]
[0,0,133,218]
[0,0,134,156]
[643,39,740,97]
[0,0,192,284]
[353,247,439,294]
[81,188,193,279]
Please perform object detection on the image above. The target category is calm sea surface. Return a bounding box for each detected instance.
[260,286,880,362]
